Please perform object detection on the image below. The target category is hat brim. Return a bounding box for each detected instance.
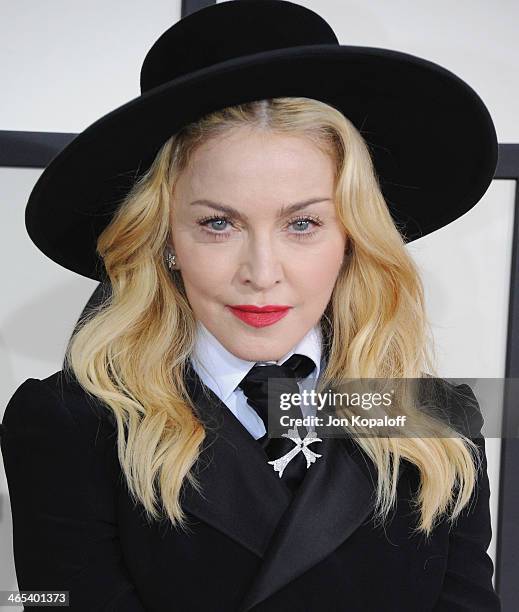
[25,43,498,281]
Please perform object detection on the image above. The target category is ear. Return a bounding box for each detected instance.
[343,236,352,262]
[165,235,175,253]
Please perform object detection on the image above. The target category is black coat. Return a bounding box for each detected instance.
[1,363,500,611]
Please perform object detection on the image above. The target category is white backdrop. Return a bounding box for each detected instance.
[1,0,516,597]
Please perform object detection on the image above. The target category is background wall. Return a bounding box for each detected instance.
[1,0,515,601]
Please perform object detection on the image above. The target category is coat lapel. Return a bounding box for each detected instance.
[183,360,408,611]
[182,360,293,557]
[238,433,394,611]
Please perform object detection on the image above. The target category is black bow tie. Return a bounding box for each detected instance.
[237,353,317,492]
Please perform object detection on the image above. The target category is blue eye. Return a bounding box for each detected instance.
[196,214,323,241]
[207,218,229,231]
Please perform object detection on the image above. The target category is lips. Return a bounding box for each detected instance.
[230,304,292,312]
[227,305,292,328]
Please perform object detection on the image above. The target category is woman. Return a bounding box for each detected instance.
[1,1,501,611]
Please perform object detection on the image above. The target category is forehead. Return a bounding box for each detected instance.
[178,128,335,203]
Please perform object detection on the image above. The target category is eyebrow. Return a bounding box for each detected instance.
[188,197,332,220]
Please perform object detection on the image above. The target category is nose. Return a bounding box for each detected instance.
[238,237,283,290]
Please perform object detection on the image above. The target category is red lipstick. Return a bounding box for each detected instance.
[227,304,292,328]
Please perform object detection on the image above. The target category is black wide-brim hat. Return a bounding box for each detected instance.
[25,0,498,282]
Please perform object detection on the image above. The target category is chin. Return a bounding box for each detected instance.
[234,348,274,362]
[236,341,290,363]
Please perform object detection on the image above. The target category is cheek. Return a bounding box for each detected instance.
[179,248,231,298]
[297,239,345,290]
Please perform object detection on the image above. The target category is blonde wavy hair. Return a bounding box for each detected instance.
[64,97,483,538]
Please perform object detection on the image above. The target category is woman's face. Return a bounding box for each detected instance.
[170,127,347,362]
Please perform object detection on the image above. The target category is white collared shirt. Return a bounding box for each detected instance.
[190,321,324,440]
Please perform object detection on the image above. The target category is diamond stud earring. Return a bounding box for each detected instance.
[166,250,176,270]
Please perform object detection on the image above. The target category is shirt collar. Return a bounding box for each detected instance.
[190,320,324,403]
